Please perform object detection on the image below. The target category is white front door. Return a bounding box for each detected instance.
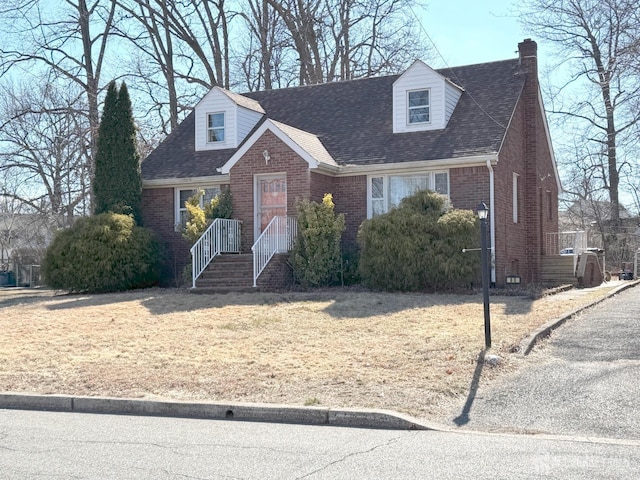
[255,174,287,244]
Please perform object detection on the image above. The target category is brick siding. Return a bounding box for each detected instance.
[141,187,190,286]
[230,130,311,252]
[326,174,367,249]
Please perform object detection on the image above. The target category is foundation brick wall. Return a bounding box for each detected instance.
[256,253,294,289]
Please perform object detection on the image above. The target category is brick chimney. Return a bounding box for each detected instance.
[519,38,542,283]
[518,38,538,77]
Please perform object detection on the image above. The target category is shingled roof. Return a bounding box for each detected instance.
[142,58,525,181]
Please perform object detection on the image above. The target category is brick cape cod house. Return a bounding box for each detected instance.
[141,39,560,289]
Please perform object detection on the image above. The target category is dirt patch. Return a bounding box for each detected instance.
[0,284,620,421]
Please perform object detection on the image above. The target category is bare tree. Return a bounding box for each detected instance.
[115,0,181,133]
[114,0,232,132]
[237,0,291,90]
[0,0,117,208]
[0,81,91,227]
[242,0,429,86]
[0,173,57,274]
[521,0,640,228]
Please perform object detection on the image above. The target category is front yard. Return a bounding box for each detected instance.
[0,285,619,420]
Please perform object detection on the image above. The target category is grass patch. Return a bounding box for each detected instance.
[0,283,623,420]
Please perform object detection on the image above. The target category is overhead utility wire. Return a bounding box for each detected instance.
[409,6,508,130]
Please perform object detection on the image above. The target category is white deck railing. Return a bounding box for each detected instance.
[545,230,588,272]
[544,231,587,255]
[252,216,297,287]
[190,218,242,288]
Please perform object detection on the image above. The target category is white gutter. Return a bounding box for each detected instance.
[143,174,230,188]
[143,154,498,186]
[487,159,497,285]
[333,154,498,177]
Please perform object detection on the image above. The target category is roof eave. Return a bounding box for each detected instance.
[143,174,230,188]
[331,154,499,177]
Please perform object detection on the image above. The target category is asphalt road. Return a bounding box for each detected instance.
[1,409,639,479]
[445,284,640,439]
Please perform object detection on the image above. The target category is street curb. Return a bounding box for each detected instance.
[0,393,437,431]
[520,280,640,355]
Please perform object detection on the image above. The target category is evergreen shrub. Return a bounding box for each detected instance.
[93,81,143,224]
[357,190,480,291]
[43,213,162,292]
[291,194,346,287]
[340,245,361,286]
[182,188,233,244]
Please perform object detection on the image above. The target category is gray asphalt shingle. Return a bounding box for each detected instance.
[142,58,525,181]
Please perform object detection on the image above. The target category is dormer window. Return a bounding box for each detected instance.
[207,113,225,143]
[408,89,430,124]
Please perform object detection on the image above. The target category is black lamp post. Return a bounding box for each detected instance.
[477,202,491,349]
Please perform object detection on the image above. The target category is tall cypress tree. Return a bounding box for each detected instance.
[93,81,143,224]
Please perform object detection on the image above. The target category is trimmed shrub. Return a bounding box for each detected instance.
[358,190,480,291]
[42,213,162,292]
[291,194,346,287]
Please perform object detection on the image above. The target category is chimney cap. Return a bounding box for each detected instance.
[518,38,538,57]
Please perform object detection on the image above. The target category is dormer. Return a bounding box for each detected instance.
[194,86,265,151]
[393,60,464,133]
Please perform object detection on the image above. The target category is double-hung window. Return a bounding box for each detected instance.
[175,186,222,230]
[207,113,225,143]
[408,89,430,124]
[368,172,449,217]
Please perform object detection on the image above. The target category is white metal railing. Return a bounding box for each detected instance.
[190,218,242,288]
[252,216,297,287]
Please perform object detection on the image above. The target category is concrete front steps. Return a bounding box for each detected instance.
[192,253,294,292]
[541,255,578,287]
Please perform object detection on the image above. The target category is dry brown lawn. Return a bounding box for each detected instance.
[0,284,620,421]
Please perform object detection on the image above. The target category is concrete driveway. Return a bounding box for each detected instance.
[446,284,640,440]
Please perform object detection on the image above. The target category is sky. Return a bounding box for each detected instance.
[418,1,529,68]
[417,2,635,212]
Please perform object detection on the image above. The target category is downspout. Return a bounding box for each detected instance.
[487,159,496,285]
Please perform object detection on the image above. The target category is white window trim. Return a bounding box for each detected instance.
[407,88,431,125]
[366,170,449,218]
[206,112,225,144]
[513,172,519,224]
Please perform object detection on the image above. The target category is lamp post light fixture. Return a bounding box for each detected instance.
[477,202,491,349]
